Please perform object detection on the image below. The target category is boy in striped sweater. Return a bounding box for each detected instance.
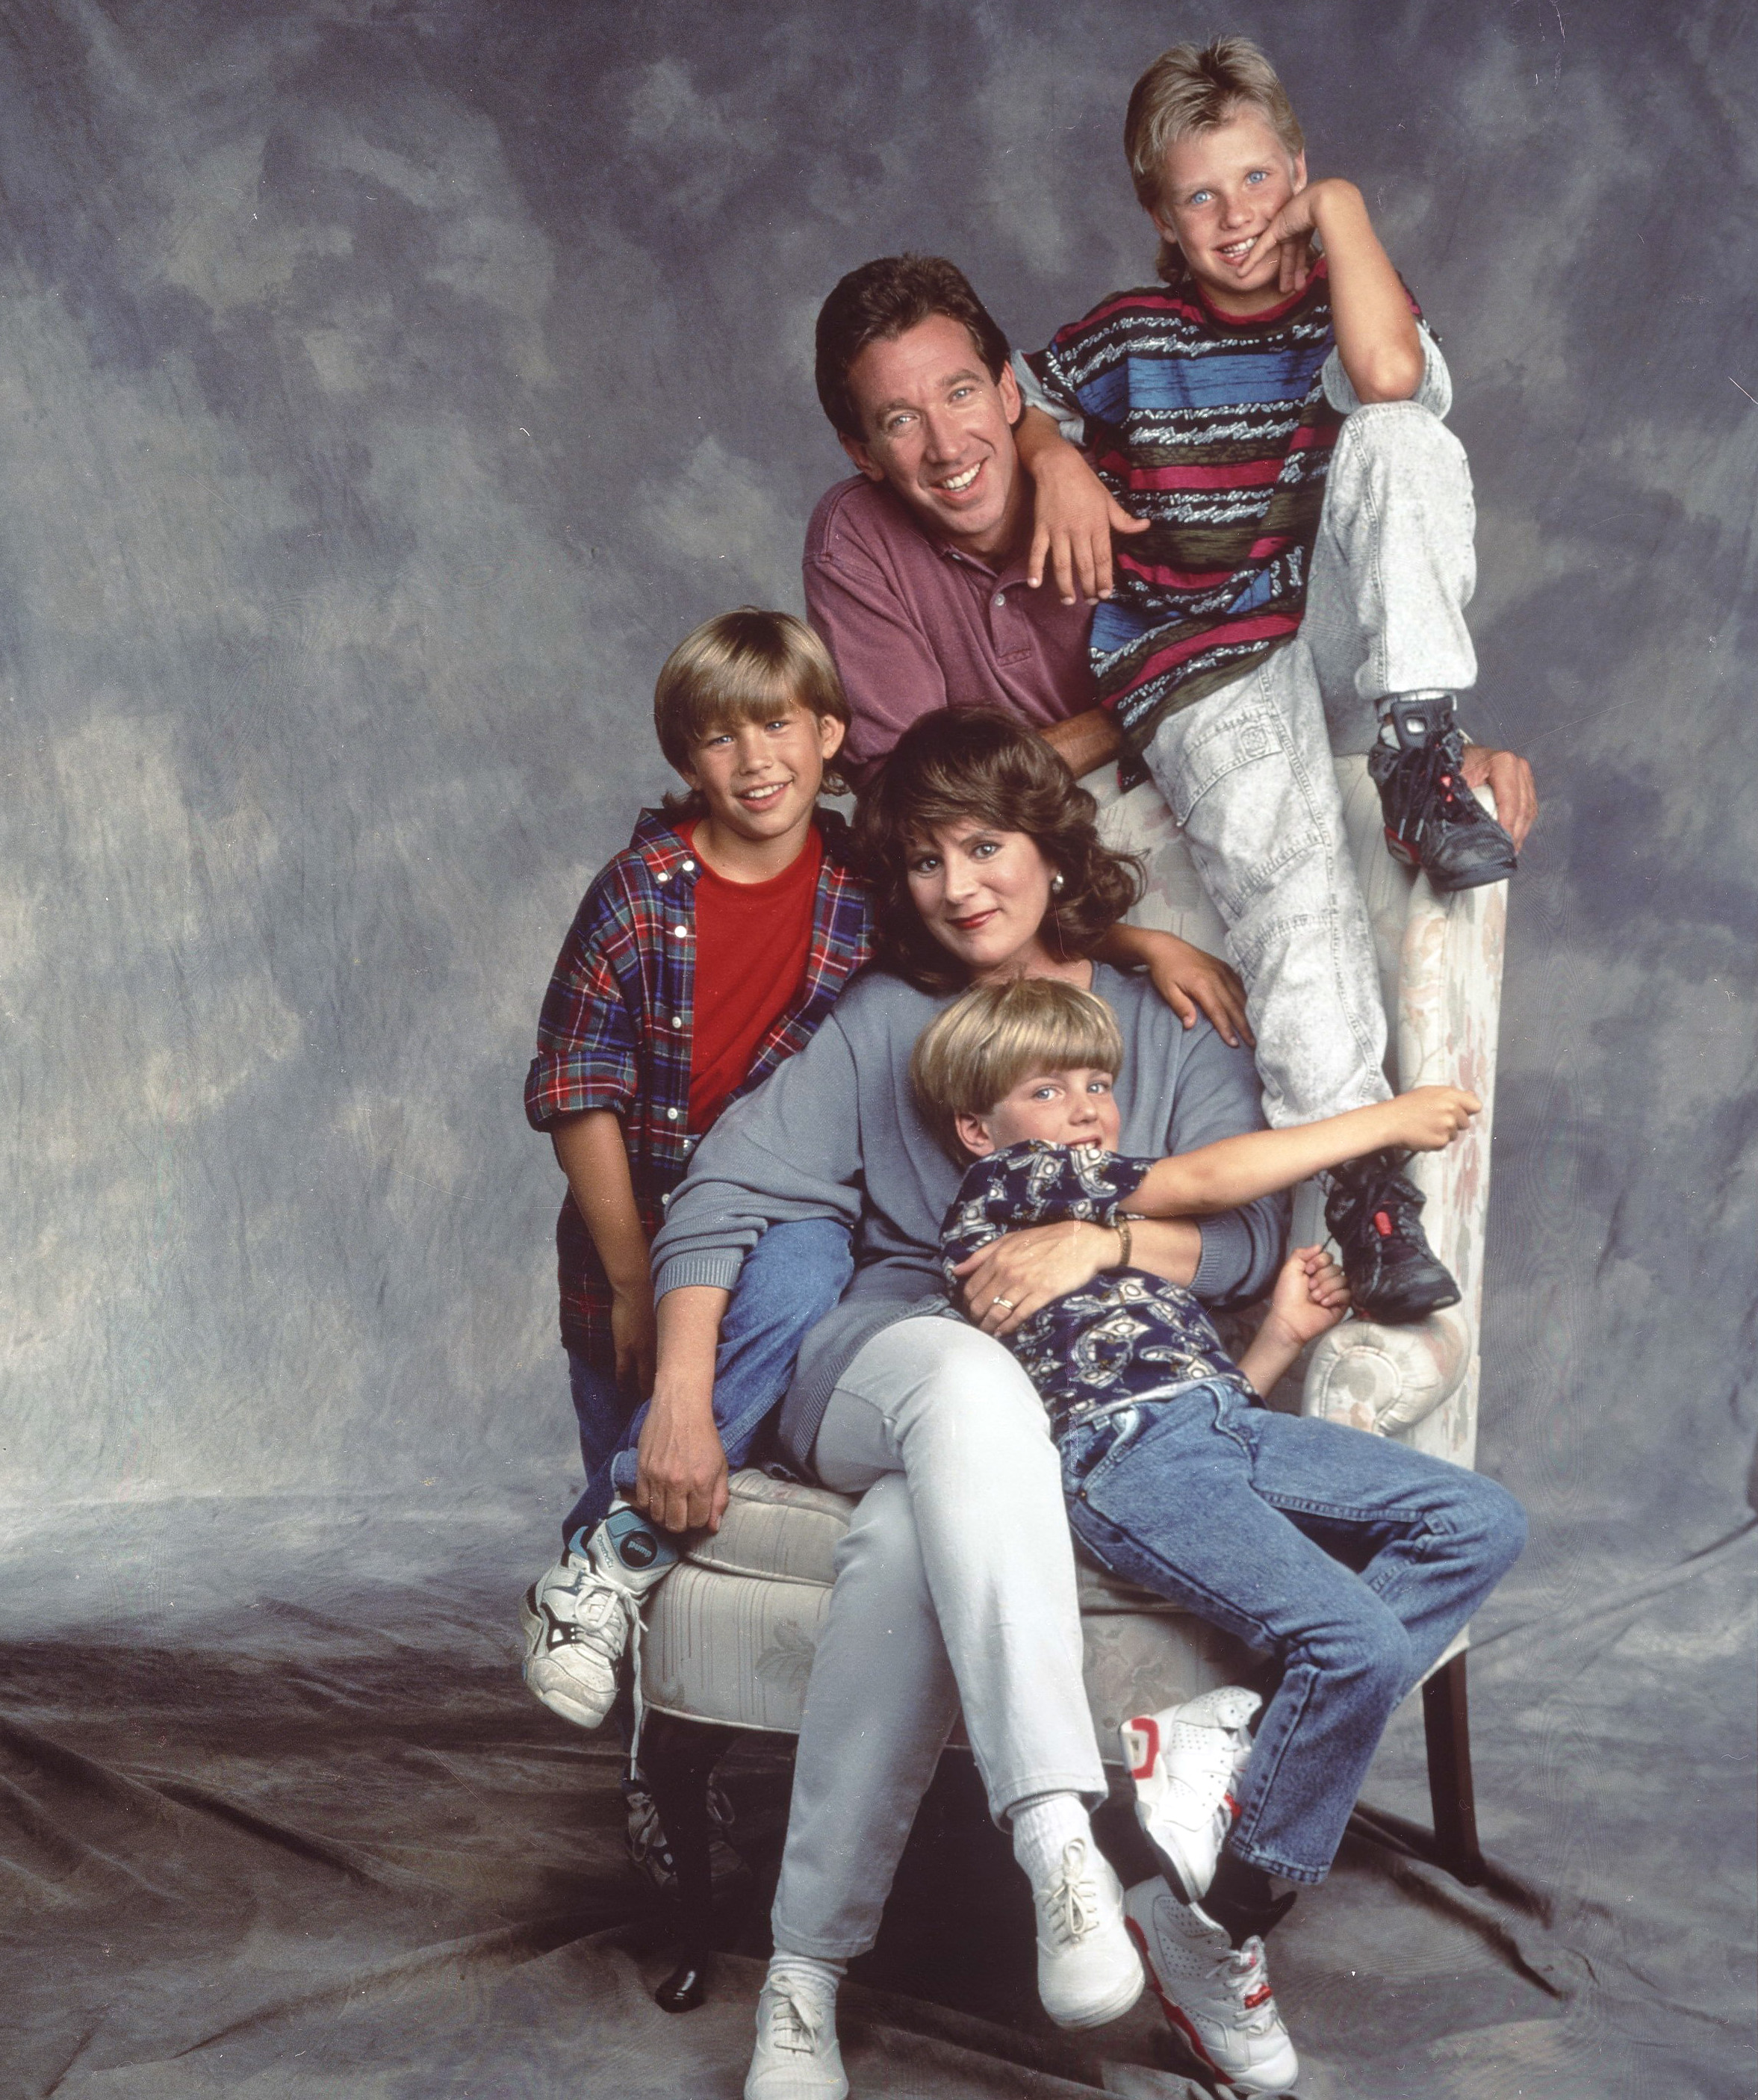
[1018,36,1522,1326]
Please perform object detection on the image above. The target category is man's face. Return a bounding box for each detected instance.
[1151,108,1308,316]
[840,314,1025,563]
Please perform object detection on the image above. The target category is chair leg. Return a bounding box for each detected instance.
[1421,1651,1485,1886]
[639,1709,736,2012]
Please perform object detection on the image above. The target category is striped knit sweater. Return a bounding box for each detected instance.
[1029,258,1422,764]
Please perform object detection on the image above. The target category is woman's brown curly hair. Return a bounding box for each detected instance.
[854,706,1144,992]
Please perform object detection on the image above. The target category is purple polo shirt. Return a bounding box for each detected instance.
[803,476,1098,783]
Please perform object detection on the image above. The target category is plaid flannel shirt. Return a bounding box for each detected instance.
[524,807,872,1359]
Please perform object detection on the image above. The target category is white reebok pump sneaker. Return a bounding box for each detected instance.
[1032,1836,1146,2030]
[745,1976,848,2100]
[1122,1686,1261,1902]
[1123,1877,1299,2097]
[518,1503,676,1729]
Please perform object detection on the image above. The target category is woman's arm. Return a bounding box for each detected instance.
[1130,1087,1479,1219]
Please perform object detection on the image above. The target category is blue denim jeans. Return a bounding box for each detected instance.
[1060,1378,1526,1884]
[560,1215,854,1547]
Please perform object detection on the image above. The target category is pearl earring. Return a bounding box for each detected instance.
[1051,874,1066,895]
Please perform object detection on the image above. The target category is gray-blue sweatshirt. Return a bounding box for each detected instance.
[650,963,1286,1470]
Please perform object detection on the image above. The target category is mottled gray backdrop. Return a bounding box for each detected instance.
[1,4,1754,2095]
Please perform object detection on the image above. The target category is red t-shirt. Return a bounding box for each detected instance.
[686,823,824,1131]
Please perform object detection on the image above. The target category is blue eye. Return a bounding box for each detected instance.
[1246,169,1267,185]
[1190,187,1213,206]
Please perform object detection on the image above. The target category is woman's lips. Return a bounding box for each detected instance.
[946,907,999,933]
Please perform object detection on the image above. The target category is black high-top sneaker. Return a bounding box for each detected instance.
[1326,1149,1462,1324]
[1369,697,1518,892]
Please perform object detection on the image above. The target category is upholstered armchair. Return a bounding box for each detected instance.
[633,755,1508,2009]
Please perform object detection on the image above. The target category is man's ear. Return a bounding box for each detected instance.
[839,430,886,485]
[998,357,1022,428]
[954,1110,996,1157]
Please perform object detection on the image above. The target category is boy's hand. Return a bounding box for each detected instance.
[1024,444,1150,606]
[1460,744,1539,853]
[610,1279,658,1395]
[954,1220,1115,1337]
[1386,1084,1481,1153]
[633,1393,730,1535]
[1264,1245,1352,1349]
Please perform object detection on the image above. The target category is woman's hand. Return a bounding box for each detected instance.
[1098,924,1254,1047]
[633,1389,730,1536]
[610,1277,658,1396]
[953,1220,1119,1337]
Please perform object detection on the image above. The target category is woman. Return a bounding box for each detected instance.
[647,709,1285,2099]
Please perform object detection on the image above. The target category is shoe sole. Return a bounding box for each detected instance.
[1045,1955,1146,2031]
[1352,1278,1462,1324]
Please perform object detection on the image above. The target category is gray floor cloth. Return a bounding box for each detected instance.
[3,1497,1750,2099]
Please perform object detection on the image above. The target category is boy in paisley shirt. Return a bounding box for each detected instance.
[913,976,1525,2095]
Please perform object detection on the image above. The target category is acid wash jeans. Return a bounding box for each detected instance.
[1062,1377,1525,1883]
[1144,398,1478,1129]
[769,1316,1106,1960]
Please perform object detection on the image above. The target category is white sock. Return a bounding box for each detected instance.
[765,1951,845,2006]
[1009,1790,1092,1887]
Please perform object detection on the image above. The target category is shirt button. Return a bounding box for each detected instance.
[666,1108,680,1121]
[671,1015,684,1028]
[656,872,668,883]
[993,591,1006,607]
[682,860,696,873]
[672,925,688,938]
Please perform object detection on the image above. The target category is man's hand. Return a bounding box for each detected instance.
[610,1279,658,1397]
[953,1220,1116,1337]
[632,1388,730,1537]
[1096,924,1254,1047]
[1014,408,1150,605]
[1262,1245,1352,1350]
[1385,1084,1480,1153]
[1460,744,1538,853]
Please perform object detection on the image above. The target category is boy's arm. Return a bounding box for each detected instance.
[551,1110,656,1397]
[1093,923,1253,1047]
[1129,1087,1479,1219]
[1262,181,1423,403]
[1235,1247,1351,1394]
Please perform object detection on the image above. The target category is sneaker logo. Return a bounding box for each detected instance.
[1123,1715,1161,1781]
[1244,1984,1274,2010]
[619,1534,660,1570]
[1373,1209,1393,1237]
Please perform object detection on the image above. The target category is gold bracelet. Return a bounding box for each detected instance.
[1112,1217,1132,1271]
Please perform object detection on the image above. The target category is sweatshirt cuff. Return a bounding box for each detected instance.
[654,1249,746,1300]
[1191,1213,1251,1302]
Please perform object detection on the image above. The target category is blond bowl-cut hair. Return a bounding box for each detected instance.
[653,607,851,801]
[1125,36,1305,280]
[911,976,1126,1161]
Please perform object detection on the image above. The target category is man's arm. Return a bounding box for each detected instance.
[551,1110,656,1397]
[1040,703,1123,776]
[634,1283,733,1534]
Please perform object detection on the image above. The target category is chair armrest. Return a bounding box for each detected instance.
[1302,1305,1471,1436]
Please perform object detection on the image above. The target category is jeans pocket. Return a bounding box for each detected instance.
[1060,1406,1149,1497]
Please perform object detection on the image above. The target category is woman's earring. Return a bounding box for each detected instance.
[1051,873,1066,895]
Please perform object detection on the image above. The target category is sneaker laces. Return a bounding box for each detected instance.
[1219,1937,1282,2037]
[764,1981,830,2057]
[544,1568,647,1776]
[1041,1839,1107,1948]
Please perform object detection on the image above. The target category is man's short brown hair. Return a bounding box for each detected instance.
[911,977,1126,1159]
[653,607,850,790]
[814,255,1012,441]
[1125,37,1304,278]
[854,706,1143,993]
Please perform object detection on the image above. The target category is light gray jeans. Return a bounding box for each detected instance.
[1145,398,1477,1128]
[769,1315,1105,1960]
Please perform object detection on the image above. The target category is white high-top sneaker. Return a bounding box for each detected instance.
[1123,1877,1299,2097]
[1031,1836,1145,2030]
[1121,1686,1261,1901]
[518,1503,675,1728]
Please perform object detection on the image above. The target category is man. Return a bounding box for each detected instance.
[804,249,1537,1322]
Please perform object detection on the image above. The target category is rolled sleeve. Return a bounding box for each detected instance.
[1323,321,1452,420]
[524,898,642,1131]
[1013,350,1087,446]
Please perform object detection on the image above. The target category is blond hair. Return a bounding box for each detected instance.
[1125,37,1304,279]
[911,978,1125,1158]
[653,607,851,795]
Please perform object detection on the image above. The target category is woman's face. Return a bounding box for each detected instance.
[905,819,1065,981]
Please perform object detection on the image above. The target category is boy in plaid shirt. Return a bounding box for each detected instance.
[520,609,872,1739]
